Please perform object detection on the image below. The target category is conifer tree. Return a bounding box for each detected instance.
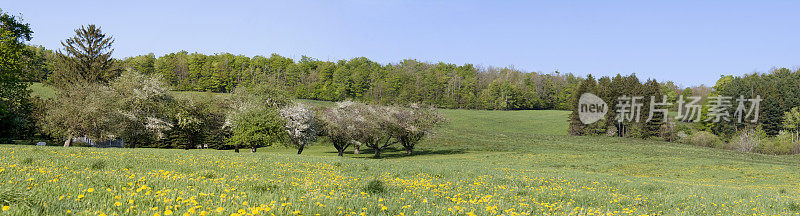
[50,24,117,86]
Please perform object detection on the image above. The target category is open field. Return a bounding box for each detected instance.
[3,95,800,215]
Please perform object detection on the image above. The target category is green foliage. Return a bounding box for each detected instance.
[162,97,228,150]
[569,74,665,139]
[49,24,118,87]
[0,9,35,140]
[227,107,286,151]
[783,107,800,142]
[757,132,799,155]
[712,68,800,136]
[124,52,583,110]
[38,83,121,144]
[679,131,723,149]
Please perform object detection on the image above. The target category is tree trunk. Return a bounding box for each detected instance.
[297,145,305,154]
[373,148,381,158]
[338,149,344,157]
[354,145,360,155]
[235,143,240,153]
[250,146,257,153]
[405,147,413,155]
[63,135,72,147]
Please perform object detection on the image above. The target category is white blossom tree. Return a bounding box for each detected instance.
[387,104,446,155]
[280,103,320,154]
[320,102,358,156]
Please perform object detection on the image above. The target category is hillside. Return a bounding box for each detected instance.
[7,86,800,215]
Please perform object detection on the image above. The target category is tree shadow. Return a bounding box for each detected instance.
[325,147,468,159]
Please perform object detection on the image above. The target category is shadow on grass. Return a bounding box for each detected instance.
[326,147,468,159]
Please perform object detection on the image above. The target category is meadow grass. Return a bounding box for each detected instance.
[9,86,800,215]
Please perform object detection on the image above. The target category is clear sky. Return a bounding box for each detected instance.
[4,0,800,86]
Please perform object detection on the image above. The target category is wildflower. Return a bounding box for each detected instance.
[164,209,173,215]
[87,188,95,193]
[2,206,9,211]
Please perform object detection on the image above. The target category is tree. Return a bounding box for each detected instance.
[227,107,286,153]
[280,103,320,154]
[783,107,800,142]
[568,75,597,136]
[110,70,175,147]
[346,102,395,158]
[226,83,292,152]
[0,9,35,140]
[39,83,120,147]
[642,79,663,138]
[320,102,359,156]
[50,24,117,87]
[387,104,445,155]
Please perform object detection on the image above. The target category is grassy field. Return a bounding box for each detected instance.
[8,85,800,215]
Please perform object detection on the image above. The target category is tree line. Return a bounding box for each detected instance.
[25,49,581,111]
[569,69,800,155]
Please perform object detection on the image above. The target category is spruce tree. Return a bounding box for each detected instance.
[50,24,117,87]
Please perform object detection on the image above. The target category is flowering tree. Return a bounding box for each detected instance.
[280,103,320,154]
[357,104,395,158]
[320,102,359,156]
[111,69,174,147]
[387,104,446,155]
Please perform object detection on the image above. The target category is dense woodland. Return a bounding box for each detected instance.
[25,48,582,111]
[569,69,800,155]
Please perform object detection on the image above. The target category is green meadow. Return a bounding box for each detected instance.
[2,88,800,215]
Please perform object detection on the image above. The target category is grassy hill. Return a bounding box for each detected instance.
[9,85,800,215]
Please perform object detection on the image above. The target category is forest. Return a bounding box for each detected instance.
[25,47,581,111]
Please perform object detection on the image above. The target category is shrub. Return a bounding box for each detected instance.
[757,132,800,155]
[679,131,723,148]
[731,127,767,153]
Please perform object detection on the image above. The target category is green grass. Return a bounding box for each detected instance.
[28,82,56,99]
[12,89,800,215]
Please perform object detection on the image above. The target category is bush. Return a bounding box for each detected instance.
[757,132,800,155]
[679,131,723,148]
[730,127,767,153]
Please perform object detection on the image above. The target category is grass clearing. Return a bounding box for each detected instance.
[12,86,800,215]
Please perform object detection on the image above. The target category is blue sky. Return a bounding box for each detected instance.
[4,0,800,86]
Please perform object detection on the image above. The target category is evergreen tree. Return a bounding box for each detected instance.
[50,24,117,86]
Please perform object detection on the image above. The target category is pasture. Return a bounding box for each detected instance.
[2,98,800,215]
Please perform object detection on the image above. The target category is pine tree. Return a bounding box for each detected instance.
[642,79,663,138]
[568,75,596,136]
[50,24,117,87]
